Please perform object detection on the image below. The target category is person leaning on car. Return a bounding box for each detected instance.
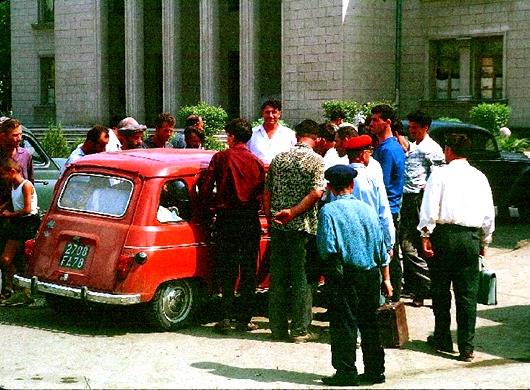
[200,118,265,334]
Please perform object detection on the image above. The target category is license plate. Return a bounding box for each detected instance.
[59,242,89,270]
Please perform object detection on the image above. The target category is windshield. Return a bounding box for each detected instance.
[58,173,133,217]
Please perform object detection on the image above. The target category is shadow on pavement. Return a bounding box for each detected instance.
[191,361,326,387]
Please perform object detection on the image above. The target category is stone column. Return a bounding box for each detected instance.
[125,0,145,122]
[199,0,220,105]
[162,0,181,115]
[240,0,258,120]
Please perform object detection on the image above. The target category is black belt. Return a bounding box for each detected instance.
[435,224,479,233]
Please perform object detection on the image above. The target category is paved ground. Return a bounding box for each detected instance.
[0,220,529,389]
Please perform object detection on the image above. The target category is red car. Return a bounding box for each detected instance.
[15,149,271,330]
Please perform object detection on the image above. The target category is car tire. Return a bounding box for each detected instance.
[146,279,206,331]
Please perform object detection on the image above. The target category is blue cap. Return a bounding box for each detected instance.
[325,165,358,188]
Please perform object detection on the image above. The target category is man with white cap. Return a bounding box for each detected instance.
[116,117,147,150]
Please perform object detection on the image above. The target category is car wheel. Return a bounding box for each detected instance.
[146,279,206,331]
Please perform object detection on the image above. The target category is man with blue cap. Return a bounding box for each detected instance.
[317,164,392,387]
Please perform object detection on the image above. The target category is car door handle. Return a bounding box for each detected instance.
[35,180,50,185]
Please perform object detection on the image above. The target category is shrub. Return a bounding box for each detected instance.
[322,100,396,125]
[322,101,359,123]
[496,135,530,153]
[178,101,228,138]
[437,117,462,122]
[41,122,70,158]
[68,137,84,154]
[469,103,511,135]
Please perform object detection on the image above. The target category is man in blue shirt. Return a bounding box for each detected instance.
[317,165,392,387]
[370,104,405,302]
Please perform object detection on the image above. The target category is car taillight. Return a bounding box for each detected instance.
[116,255,134,281]
[24,239,36,258]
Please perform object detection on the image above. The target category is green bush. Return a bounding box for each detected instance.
[496,135,530,153]
[322,100,396,125]
[178,101,228,138]
[322,101,359,123]
[41,122,70,158]
[437,117,462,122]
[68,137,85,154]
[469,103,511,135]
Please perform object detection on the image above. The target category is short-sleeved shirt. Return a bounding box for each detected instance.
[373,137,406,213]
[403,134,445,193]
[265,142,325,235]
[246,124,296,164]
[170,133,186,149]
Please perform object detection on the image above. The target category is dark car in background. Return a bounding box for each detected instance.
[21,127,61,212]
[403,120,530,219]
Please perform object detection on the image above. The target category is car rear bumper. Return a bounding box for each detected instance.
[14,275,142,305]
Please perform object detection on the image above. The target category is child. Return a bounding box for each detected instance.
[0,157,40,306]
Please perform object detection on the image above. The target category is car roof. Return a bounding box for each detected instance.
[68,148,217,178]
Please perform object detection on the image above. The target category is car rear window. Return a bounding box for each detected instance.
[58,173,133,217]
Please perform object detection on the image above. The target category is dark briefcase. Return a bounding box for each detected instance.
[477,257,497,305]
[375,301,409,348]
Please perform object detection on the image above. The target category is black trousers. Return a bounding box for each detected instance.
[430,224,480,354]
[328,266,385,377]
[400,192,431,299]
[213,210,261,324]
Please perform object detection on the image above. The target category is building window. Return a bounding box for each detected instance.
[435,40,460,100]
[432,36,503,100]
[477,37,503,100]
[40,57,55,105]
[38,0,54,23]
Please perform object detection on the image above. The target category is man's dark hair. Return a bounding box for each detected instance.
[185,114,202,128]
[260,98,282,111]
[336,125,359,141]
[0,118,21,135]
[444,133,472,157]
[329,107,346,121]
[407,109,432,128]
[294,119,320,139]
[184,126,205,141]
[225,118,252,144]
[154,112,176,129]
[371,104,396,121]
[391,118,405,136]
[86,125,109,143]
[318,122,336,142]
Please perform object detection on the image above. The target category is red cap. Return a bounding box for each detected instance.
[344,135,374,150]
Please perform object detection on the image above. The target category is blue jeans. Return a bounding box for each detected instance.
[268,228,313,336]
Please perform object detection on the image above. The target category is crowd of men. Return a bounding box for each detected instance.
[199,99,494,386]
[0,99,495,386]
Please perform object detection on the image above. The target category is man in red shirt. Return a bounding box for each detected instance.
[200,118,266,333]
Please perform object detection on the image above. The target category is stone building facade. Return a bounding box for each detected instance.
[10,0,530,129]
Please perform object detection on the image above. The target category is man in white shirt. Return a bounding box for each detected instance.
[418,133,495,363]
[246,99,296,164]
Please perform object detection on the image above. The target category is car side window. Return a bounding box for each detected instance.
[22,135,46,166]
[157,179,192,223]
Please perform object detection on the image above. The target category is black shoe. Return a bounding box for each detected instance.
[427,335,455,353]
[358,373,385,384]
[458,351,475,362]
[321,373,359,387]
